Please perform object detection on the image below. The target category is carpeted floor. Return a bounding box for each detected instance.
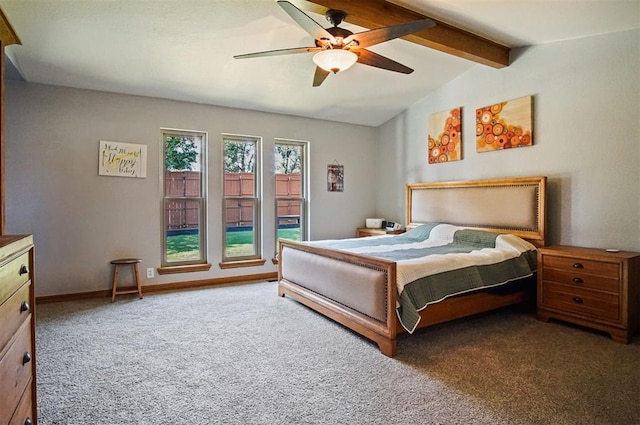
[35,281,640,425]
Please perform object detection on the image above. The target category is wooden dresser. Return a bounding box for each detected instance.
[537,245,640,343]
[0,235,36,425]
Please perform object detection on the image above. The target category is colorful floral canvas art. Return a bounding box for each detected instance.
[428,107,462,164]
[476,95,533,152]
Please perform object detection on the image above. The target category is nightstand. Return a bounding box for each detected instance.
[537,245,640,343]
[356,228,405,238]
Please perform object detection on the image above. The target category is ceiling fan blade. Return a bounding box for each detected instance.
[234,46,322,59]
[286,0,329,18]
[354,49,414,74]
[344,19,435,49]
[312,66,330,87]
[277,1,336,44]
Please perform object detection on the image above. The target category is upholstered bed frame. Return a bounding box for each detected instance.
[278,176,547,357]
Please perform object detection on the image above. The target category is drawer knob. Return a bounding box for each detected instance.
[572,263,584,269]
[25,418,33,425]
[19,264,29,275]
[20,301,30,312]
[572,296,584,304]
[22,352,32,365]
[572,277,584,284]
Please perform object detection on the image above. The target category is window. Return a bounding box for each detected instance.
[222,134,264,267]
[274,140,308,258]
[160,129,209,272]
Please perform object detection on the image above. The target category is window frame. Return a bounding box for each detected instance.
[221,134,264,267]
[159,128,210,273]
[274,139,309,260]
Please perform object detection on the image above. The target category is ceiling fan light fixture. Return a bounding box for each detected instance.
[313,49,357,74]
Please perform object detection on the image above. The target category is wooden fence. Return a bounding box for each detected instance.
[165,172,301,230]
[165,171,200,230]
[275,173,301,225]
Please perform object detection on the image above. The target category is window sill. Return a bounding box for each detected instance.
[157,263,212,275]
[219,258,267,269]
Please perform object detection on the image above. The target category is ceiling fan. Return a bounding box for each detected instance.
[234,1,435,87]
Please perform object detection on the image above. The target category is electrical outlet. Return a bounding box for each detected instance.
[146,268,154,279]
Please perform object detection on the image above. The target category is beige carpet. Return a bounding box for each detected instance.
[35,281,640,425]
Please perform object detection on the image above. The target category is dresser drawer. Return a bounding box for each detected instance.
[541,268,619,293]
[0,318,34,425]
[542,255,619,278]
[0,283,31,354]
[0,252,30,305]
[8,379,33,425]
[541,281,620,321]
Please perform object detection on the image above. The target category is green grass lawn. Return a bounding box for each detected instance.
[225,230,255,256]
[277,228,301,241]
[166,228,300,261]
[166,233,201,261]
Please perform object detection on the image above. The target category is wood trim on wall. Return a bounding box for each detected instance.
[36,271,278,304]
[0,7,21,235]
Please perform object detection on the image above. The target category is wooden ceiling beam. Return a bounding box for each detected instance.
[299,0,510,68]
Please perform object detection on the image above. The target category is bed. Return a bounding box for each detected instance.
[277,176,547,357]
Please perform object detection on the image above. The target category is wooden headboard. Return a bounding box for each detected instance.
[405,176,547,247]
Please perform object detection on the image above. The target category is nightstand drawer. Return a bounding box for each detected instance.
[542,255,619,278]
[541,268,619,293]
[541,281,620,321]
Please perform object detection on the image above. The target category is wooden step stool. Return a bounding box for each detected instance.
[110,258,143,302]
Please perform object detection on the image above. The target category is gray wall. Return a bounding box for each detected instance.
[5,83,377,296]
[376,29,640,252]
[6,29,640,297]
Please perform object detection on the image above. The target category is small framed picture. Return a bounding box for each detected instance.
[327,164,344,192]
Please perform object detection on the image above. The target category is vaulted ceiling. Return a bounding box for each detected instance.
[2,0,639,126]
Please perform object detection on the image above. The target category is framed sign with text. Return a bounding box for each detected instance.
[99,140,147,178]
